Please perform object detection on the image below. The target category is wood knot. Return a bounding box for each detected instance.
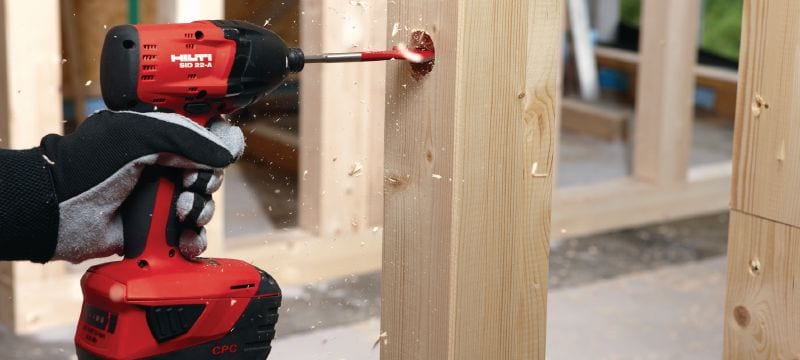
[749,258,761,276]
[733,305,750,328]
[517,92,526,99]
[425,150,433,162]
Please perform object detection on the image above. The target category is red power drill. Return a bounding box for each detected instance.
[75,19,433,360]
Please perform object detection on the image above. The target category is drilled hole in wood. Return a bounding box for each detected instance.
[409,30,434,80]
[749,258,761,275]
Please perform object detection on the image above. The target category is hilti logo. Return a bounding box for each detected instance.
[170,53,213,62]
[211,344,238,355]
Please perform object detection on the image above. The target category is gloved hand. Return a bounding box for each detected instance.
[40,110,244,263]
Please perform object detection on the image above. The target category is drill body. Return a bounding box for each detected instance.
[75,20,296,360]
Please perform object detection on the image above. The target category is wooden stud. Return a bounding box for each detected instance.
[729,0,800,227]
[632,0,700,184]
[560,97,629,141]
[724,0,800,357]
[724,211,800,358]
[298,0,387,236]
[381,0,561,358]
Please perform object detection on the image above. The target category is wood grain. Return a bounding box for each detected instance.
[381,0,561,358]
[730,0,800,227]
[298,0,387,236]
[724,211,800,359]
[632,0,700,184]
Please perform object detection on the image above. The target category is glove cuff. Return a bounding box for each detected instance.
[0,147,59,263]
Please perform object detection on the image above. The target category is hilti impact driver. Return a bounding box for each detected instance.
[75,20,433,360]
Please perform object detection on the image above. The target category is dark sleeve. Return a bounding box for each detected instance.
[0,148,59,263]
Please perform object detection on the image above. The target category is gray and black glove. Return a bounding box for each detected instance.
[0,110,244,263]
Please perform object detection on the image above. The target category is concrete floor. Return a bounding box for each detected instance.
[0,212,730,359]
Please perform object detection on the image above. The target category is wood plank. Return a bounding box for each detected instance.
[298,0,386,236]
[632,0,700,184]
[381,0,561,358]
[730,0,800,227]
[560,97,629,141]
[724,211,800,359]
[553,166,730,239]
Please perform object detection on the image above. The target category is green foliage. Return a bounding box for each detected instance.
[617,0,742,61]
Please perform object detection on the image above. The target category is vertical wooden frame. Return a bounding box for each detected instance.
[298,0,387,236]
[724,0,800,357]
[381,0,562,358]
[632,0,700,185]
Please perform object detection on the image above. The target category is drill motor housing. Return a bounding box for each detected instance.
[76,20,294,359]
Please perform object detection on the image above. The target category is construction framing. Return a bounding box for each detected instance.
[0,2,738,356]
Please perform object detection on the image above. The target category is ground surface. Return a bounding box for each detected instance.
[0,212,729,359]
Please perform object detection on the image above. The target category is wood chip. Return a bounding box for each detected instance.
[432,173,442,179]
[372,331,388,349]
[348,162,363,177]
[530,162,548,178]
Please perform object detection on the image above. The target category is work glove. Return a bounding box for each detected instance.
[39,110,244,263]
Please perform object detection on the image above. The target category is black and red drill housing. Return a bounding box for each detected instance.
[76,20,292,359]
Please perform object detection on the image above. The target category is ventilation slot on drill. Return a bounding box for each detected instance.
[142,65,157,71]
[230,284,255,290]
[143,44,157,50]
[184,33,194,39]
[185,44,196,49]
[140,75,155,81]
[187,74,198,79]
[142,55,157,61]
[152,98,166,103]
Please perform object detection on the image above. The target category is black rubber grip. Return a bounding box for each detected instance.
[121,166,182,259]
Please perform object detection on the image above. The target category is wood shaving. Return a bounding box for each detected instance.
[348,162,363,177]
[530,162,548,178]
[432,173,442,179]
[391,22,400,37]
[372,331,388,349]
[396,43,424,63]
[84,80,92,87]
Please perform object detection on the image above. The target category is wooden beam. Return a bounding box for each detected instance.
[156,0,224,23]
[553,164,730,240]
[560,97,629,141]
[381,1,561,358]
[298,0,387,236]
[725,0,800,357]
[632,0,700,184]
[729,0,800,228]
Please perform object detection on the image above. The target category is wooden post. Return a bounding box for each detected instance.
[381,0,561,358]
[724,0,800,357]
[632,0,700,184]
[0,0,64,333]
[298,0,387,236]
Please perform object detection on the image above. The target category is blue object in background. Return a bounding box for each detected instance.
[598,68,630,91]
[63,98,107,120]
[694,86,717,111]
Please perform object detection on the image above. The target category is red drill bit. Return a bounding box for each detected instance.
[304,45,435,64]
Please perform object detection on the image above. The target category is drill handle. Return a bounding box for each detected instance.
[121,166,183,261]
